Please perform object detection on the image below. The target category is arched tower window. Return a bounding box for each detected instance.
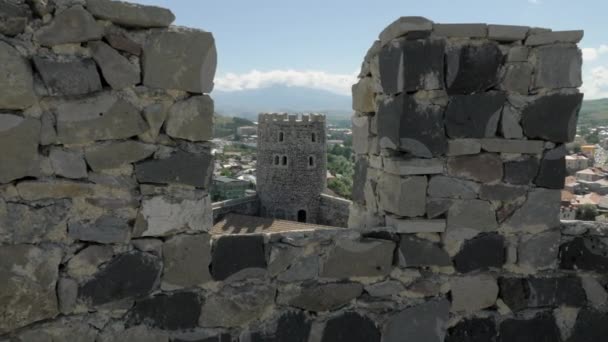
[279,132,284,142]
[297,210,307,223]
[309,156,315,167]
[274,155,279,165]
[311,133,316,142]
[282,156,287,165]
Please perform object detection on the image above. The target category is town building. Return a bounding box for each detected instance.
[211,176,252,201]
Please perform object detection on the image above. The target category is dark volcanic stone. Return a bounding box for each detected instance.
[321,312,380,342]
[33,56,102,96]
[446,317,497,342]
[251,311,311,342]
[174,334,231,342]
[568,308,608,342]
[446,42,503,94]
[504,157,539,185]
[448,153,503,183]
[211,235,266,280]
[522,93,583,142]
[535,146,566,189]
[379,38,445,94]
[399,235,451,267]
[499,276,586,311]
[499,313,561,342]
[453,233,505,273]
[127,292,201,330]
[445,93,506,138]
[377,93,447,157]
[560,237,608,272]
[78,251,161,306]
[135,150,213,189]
[352,157,369,205]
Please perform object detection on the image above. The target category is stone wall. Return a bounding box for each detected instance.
[347,16,608,341]
[212,195,260,223]
[318,193,351,227]
[256,113,327,223]
[0,0,217,338]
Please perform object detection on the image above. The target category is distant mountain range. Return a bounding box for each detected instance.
[212,85,352,121]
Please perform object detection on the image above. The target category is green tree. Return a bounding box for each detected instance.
[576,204,599,221]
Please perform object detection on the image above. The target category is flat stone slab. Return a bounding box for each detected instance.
[33,56,102,96]
[446,42,502,94]
[321,312,380,342]
[49,148,87,179]
[165,96,214,142]
[377,174,427,217]
[383,157,444,175]
[386,216,446,233]
[447,139,481,156]
[162,234,212,289]
[450,274,498,312]
[288,282,363,312]
[525,30,584,46]
[0,41,36,109]
[399,235,451,267]
[383,300,450,342]
[86,0,175,28]
[85,141,156,171]
[127,292,201,330]
[479,183,527,201]
[488,24,529,41]
[447,199,498,231]
[321,238,395,278]
[480,138,544,154]
[434,23,487,37]
[68,215,130,243]
[0,115,41,184]
[428,175,480,199]
[448,153,503,183]
[378,16,433,45]
[135,150,213,189]
[143,27,216,93]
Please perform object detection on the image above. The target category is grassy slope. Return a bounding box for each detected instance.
[579,98,608,126]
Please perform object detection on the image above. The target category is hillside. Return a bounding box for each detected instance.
[578,98,608,127]
[213,114,255,138]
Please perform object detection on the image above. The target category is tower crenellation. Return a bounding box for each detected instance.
[256,112,327,223]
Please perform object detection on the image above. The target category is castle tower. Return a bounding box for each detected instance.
[256,113,327,223]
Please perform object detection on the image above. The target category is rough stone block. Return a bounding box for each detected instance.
[35,5,103,46]
[162,234,212,289]
[377,93,447,157]
[521,92,583,142]
[501,188,560,233]
[386,216,446,233]
[507,46,530,62]
[66,245,113,281]
[55,93,148,144]
[139,103,170,142]
[143,27,216,93]
[500,62,533,94]
[450,274,498,312]
[525,30,584,46]
[0,41,36,109]
[383,157,444,175]
[535,145,566,189]
[434,23,487,37]
[446,42,503,94]
[33,56,102,96]
[49,148,87,179]
[135,191,211,237]
[399,235,451,267]
[0,115,40,184]
[377,174,427,217]
[500,105,524,139]
[211,235,266,281]
[287,282,363,312]
[105,32,142,56]
[68,215,130,243]
[446,317,497,342]
[445,93,505,138]
[383,300,450,342]
[352,115,371,155]
[479,183,526,201]
[364,280,405,297]
[251,311,311,342]
[532,45,582,89]
[0,198,70,244]
[165,96,214,141]
[0,245,62,334]
[0,0,29,36]
[453,233,505,273]
[447,139,481,156]
[89,41,140,89]
[199,283,275,328]
[581,275,608,308]
[378,16,433,45]
[378,38,445,94]
[85,141,156,171]
[86,0,175,27]
[426,198,453,219]
[568,308,608,342]
[448,153,503,183]
[428,175,480,199]
[321,238,395,278]
[447,200,498,231]
[135,150,213,188]
[78,251,161,306]
[560,237,608,272]
[488,24,529,41]
[321,312,380,342]
[504,156,539,185]
[499,313,562,342]
[127,292,201,330]
[352,77,375,112]
[351,157,369,205]
[481,138,544,154]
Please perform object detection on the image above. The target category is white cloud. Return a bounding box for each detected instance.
[582,66,608,99]
[582,45,608,62]
[528,0,541,4]
[214,69,358,95]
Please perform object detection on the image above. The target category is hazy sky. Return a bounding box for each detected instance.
[131,0,608,99]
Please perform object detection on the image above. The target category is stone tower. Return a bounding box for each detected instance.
[256,113,327,223]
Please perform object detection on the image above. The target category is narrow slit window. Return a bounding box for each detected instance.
[309,156,315,167]
[311,133,316,142]
[274,155,279,165]
[282,156,287,165]
[279,132,284,142]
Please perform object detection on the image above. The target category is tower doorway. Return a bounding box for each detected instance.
[297,210,307,223]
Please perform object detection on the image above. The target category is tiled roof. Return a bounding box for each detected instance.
[212,213,340,235]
